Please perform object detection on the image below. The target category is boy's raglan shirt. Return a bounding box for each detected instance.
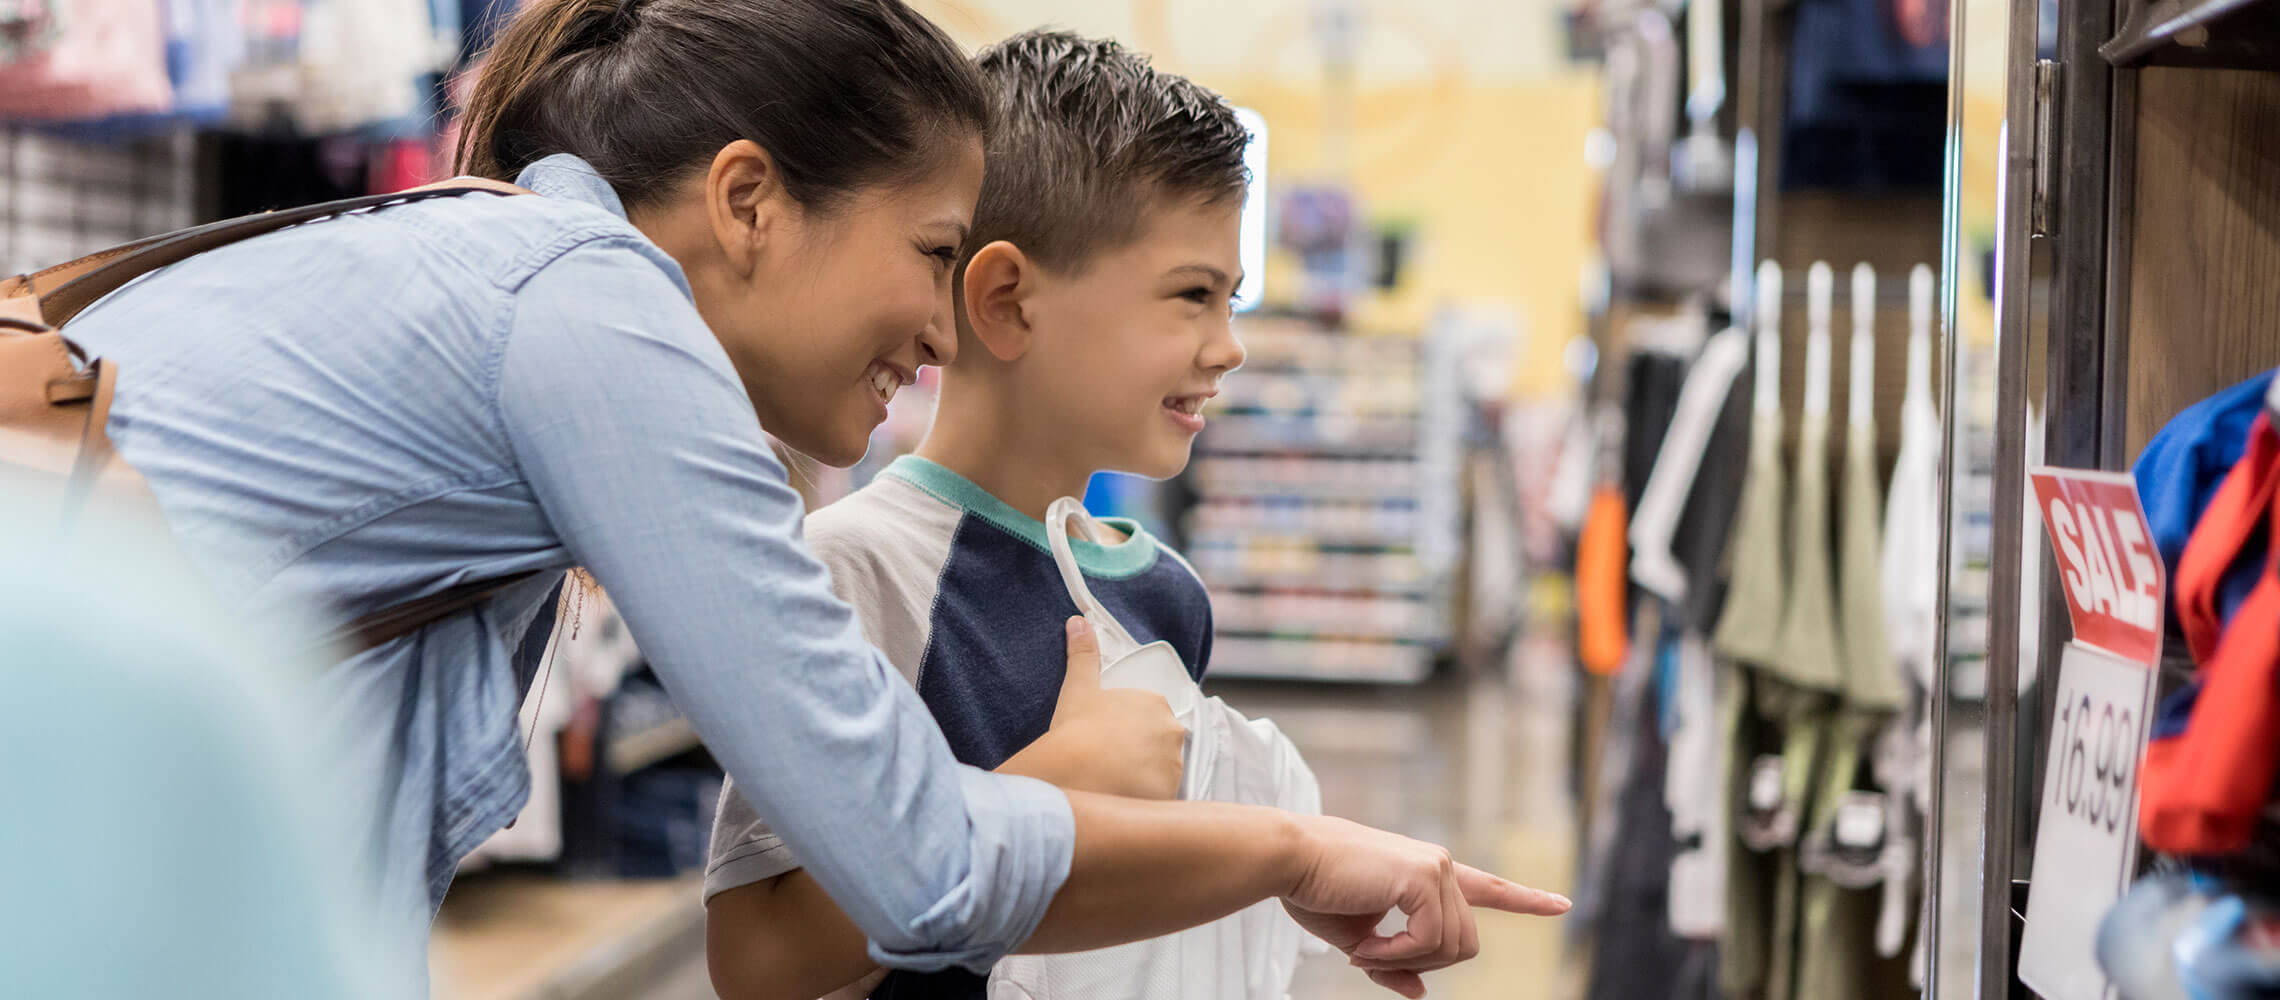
[706,456,1215,989]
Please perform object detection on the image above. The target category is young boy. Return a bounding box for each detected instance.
[705,29,1261,1000]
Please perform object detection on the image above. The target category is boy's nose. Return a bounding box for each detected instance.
[1202,321,1246,373]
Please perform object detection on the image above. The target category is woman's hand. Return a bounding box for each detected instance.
[1279,815,1572,999]
[997,617,1186,800]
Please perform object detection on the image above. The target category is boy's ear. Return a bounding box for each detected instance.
[960,240,1037,362]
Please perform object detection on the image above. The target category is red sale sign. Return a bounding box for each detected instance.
[2029,468,2165,665]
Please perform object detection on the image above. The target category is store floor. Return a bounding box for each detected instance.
[432,636,1583,1000]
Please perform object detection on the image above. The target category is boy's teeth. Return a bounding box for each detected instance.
[872,368,897,403]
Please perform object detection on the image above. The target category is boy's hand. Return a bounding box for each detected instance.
[1000,617,1186,800]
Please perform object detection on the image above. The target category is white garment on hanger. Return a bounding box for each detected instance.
[988,500,1323,1000]
[1665,634,1729,938]
[1882,265,1942,693]
[1629,326,1748,602]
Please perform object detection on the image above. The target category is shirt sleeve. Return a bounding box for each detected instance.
[704,509,935,900]
[496,239,1072,973]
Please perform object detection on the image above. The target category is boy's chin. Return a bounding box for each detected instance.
[1118,442,1196,482]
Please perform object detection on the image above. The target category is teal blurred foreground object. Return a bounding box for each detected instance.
[0,506,399,999]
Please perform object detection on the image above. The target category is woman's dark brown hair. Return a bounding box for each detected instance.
[455,0,989,211]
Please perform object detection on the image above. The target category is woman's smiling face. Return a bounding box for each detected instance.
[687,138,983,467]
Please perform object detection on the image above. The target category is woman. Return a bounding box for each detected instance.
[59,0,1563,994]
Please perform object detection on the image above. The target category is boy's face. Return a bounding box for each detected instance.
[1019,195,1247,480]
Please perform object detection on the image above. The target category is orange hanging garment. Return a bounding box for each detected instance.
[1577,484,1632,676]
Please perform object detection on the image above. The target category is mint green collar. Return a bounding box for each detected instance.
[884,456,1160,578]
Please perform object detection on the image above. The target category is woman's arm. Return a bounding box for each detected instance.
[703,623,1570,1000]
[500,246,1075,972]
[707,794,1567,1000]
[705,619,1189,1000]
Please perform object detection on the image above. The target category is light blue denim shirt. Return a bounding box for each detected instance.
[64,154,1074,981]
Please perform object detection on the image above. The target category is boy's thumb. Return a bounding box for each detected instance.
[1059,616,1102,697]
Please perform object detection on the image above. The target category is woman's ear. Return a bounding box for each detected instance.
[960,241,1037,362]
[705,140,786,278]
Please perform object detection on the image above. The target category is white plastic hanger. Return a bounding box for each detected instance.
[1906,264,1933,417]
[1852,263,1877,428]
[1806,261,1833,419]
[1630,324,1750,601]
[1755,260,1783,415]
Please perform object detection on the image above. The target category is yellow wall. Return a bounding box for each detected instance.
[909,0,1601,400]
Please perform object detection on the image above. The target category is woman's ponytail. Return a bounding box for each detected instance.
[454,0,649,180]
[447,0,989,209]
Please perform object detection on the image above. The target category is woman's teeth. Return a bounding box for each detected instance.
[872,367,899,404]
[1167,397,1205,415]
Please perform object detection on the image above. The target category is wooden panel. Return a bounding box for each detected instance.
[1771,193,1948,455]
[2124,67,2280,456]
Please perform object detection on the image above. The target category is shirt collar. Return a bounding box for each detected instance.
[513,153,628,220]
[883,456,1162,578]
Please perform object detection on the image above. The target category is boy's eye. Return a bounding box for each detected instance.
[926,246,958,267]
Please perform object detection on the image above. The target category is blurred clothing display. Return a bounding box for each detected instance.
[2,0,461,139]
[0,0,172,122]
[1782,0,1948,190]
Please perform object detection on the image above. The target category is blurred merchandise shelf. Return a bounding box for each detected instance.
[1209,635,1437,683]
[1180,316,1461,683]
[1195,414,1422,454]
[1214,589,1442,639]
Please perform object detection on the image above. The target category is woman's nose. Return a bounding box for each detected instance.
[921,288,959,368]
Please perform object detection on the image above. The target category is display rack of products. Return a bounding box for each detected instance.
[1184,318,1457,682]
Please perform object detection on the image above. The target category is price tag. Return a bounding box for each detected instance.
[2017,644,2155,1000]
[2018,468,2161,1000]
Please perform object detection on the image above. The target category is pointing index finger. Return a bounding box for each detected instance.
[1456,864,1572,916]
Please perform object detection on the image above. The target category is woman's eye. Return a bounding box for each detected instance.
[1178,287,1213,304]
[926,246,958,267]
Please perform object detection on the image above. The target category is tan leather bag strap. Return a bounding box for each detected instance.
[4,175,544,655]
[0,176,532,330]
[324,569,551,654]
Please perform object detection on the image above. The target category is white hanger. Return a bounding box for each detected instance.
[1629,326,1751,601]
[1755,260,1783,414]
[1851,263,1877,428]
[1906,264,1934,414]
[1806,261,1833,419]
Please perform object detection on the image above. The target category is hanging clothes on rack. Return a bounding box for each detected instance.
[1750,263,1849,1000]
[1795,265,1915,1000]
[1877,264,1941,962]
[1712,263,1792,1000]
[0,0,174,122]
[1621,325,1751,951]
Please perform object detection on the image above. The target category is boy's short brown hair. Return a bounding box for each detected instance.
[967,29,1249,272]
